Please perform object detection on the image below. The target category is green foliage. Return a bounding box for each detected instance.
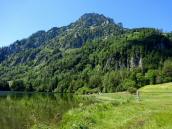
[0,13,172,93]
[89,75,102,89]
[0,80,10,91]
[136,73,146,88]
[10,80,25,91]
[122,79,136,90]
[76,86,92,94]
[127,87,137,94]
[163,59,172,78]
[102,71,121,92]
[49,77,58,92]
[145,69,158,84]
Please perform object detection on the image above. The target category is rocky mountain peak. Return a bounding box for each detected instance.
[77,13,114,27]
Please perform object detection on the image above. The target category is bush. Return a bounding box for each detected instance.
[102,71,120,93]
[89,75,102,89]
[163,77,172,83]
[163,59,172,77]
[89,88,100,94]
[10,80,25,91]
[127,87,137,94]
[76,87,92,94]
[0,80,10,91]
[145,69,158,84]
[122,79,136,90]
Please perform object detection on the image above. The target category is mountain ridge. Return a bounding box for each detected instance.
[0,13,124,63]
[0,13,172,93]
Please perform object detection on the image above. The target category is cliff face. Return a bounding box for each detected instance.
[103,31,172,71]
[104,53,142,70]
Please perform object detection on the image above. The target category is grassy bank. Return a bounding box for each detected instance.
[58,83,172,129]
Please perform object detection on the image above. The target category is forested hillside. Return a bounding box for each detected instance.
[0,13,172,93]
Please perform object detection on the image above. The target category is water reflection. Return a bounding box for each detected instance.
[0,92,92,129]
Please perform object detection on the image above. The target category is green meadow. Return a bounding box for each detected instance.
[59,83,172,129]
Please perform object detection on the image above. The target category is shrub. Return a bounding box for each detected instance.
[122,79,136,90]
[76,87,92,94]
[127,87,137,94]
[10,80,25,91]
[0,80,10,91]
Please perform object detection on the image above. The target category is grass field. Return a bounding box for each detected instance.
[58,82,172,129]
[140,82,172,92]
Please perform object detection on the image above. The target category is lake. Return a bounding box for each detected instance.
[0,92,93,129]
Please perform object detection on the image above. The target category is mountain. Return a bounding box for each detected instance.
[0,13,124,65]
[0,28,60,62]
[0,13,172,93]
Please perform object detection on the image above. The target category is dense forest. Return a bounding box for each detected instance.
[0,13,172,93]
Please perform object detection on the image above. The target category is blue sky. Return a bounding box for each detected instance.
[0,0,171,47]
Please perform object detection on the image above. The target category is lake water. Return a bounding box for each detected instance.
[0,92,92,129]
